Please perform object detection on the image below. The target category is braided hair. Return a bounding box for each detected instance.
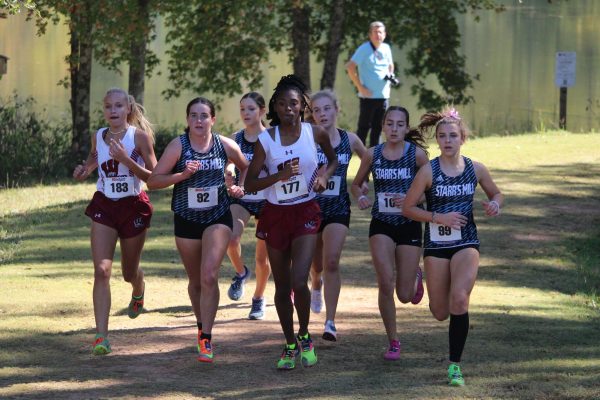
[417,106,470,141]
[267,74,311,126]
[382,105,428,154]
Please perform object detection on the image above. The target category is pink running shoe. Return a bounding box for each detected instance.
[384,339,401,361]
[411,267,424,305]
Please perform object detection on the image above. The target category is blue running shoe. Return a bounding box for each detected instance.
[248,297,266,320]
[227,265,250,301]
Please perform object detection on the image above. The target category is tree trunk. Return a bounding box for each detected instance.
[320,0,345,90]
[291,2,311,91]
[128,0,149,105]
[69,7,92,162]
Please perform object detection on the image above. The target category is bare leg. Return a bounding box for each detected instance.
[90,222,118,335]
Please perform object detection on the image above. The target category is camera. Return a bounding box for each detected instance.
[383,74,400,87]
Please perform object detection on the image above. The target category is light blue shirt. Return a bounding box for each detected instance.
[350,41,393,99]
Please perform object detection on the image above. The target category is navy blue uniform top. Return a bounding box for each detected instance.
[424,156,480,249]
[230,129,266,216]
[370,141,419,225]
[316,129,352,217]
[171,132,230,223]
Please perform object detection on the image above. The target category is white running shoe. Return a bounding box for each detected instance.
[322,320,337,342]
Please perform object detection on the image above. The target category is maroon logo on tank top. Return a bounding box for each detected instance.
[276,157,300,175]
[101,159,120,177]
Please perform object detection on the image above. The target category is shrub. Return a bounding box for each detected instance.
[0,95,71,188]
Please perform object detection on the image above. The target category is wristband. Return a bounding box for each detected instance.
[431,211,436,224]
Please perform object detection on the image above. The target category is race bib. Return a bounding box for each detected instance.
[104,176,135,199]
[377,192,402,214]
[242,189,265,202]
[187,187,218,209]
[430,223,462,242]
[319,175,341,197]
[275,174,309,203]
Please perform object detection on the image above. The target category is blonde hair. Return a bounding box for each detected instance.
[310,89,339,110]
[105,88,155,142]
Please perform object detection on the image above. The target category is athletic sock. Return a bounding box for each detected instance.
[449,312,469,363]
[132,293,143,300]
[200,332,212,341]
[197,322,203,331]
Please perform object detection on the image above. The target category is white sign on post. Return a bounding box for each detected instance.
[555,52,576,88]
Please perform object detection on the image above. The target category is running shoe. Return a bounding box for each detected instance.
[92,334,111,355]
[127,289,145,319]
[411,267,424,305]
[448,363,465,386]
[197,337,214,363]
[248,297,266,320]
[227,265,250,301]
[322,320,337,342]
[196,329,202,353]
[298,333,318,367]
[310,282,323,314]
[384,339,401,361]
[277,343,299,370]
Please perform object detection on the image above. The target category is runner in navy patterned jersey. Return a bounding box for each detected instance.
[147,97,248,364]
[224,92,271,321]
[308,89,367,342]
[404,106,503,387]
[351,106,428,361]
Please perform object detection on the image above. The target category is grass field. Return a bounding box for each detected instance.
[0,131,599,399]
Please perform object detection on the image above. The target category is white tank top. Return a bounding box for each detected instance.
[95,126,144,199]
[258,122,319,205]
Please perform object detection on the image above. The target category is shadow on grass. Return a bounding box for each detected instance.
[1,309,598,399]
[2,162,599,298]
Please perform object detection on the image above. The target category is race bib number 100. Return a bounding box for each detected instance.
[430,223,462,242]
[188,187,218,209]
[319,175,341,197]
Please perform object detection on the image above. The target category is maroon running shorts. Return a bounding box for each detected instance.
[85,191,153,238]
[256,200,321,251]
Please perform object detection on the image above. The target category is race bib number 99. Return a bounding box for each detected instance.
[188,187,218,209]
[104,176,135,199]
[430,223,462,242]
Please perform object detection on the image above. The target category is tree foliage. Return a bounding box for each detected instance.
[161,0,503,110]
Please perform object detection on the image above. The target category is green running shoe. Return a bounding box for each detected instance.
[277,344,299,370]
[92,334,111,355]
[448,363,465,386]
[298,333,317,367]
[128,286,144,319]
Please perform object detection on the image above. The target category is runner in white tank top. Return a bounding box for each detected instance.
[72,88,157,356]
[245,75,338,370]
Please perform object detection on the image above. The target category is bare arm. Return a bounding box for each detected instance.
[146,137,195,190]
[73,131,99,181]
[345,60,372,98]
[350,147,374,210]
[474,161,504,216]
[221,136,249,198]
[108,129,157,182]
[244,139,295,193]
